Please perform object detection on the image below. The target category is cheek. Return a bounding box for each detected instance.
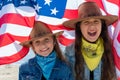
[49,43,54,49]
[32,45,40,52]
[80,25,87,31]
[50,43,55,52]
[80,27,87,36]
[97,26,102,35]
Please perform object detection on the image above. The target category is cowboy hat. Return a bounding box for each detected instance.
[20,21,63,47]
[63,1,118,28]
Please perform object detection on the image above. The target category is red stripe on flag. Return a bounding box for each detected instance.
[0,47,29,65]
[118,77,120,80]
[0,33,29,47]
[63,9,78,19]
[107,0,120,6]
[58,35,74,46]
[0,13,35,28]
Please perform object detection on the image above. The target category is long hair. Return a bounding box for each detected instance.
[75,20,117,80]
[53,36,66,61]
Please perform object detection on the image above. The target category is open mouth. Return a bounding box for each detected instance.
[88,32,96,36]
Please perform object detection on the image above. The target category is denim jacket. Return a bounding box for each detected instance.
[65,43,101,80]
[19,56,74,80]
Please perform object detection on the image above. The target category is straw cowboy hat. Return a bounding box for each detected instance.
[63,1,118,28]
[20,21,63,47]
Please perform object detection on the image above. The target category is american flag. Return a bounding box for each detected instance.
[0,0,120,79]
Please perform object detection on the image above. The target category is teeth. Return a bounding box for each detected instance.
[40,48,48,52]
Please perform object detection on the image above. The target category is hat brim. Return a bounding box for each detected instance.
[20,31,64,47]
[63,15,118,28]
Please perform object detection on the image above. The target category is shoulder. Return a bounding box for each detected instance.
[64,43,75,68]
[19,57,37,72]
[54,59,72,71]
[51,59,74,79]
[19,57,42,80]
[19,60,29,70]
[64,43,75,62]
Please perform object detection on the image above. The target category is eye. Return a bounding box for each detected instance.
[94,20,100,24]
[45,38,50,43]
[44,37,53,43]
[33,40,40,46]
[82,21,90,25]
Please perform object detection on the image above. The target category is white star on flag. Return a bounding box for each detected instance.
[34,4,42,12]
[51,7,59,15]
[44,0,52,6]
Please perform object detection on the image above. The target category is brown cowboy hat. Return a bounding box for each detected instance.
[20,21,64,47]
[63,1,118,28]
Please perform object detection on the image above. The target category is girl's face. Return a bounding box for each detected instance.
[80,18,102,42]
[32,36,54,57]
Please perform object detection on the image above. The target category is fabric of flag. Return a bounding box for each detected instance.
[0,0,120,79]
[0,0,35,64]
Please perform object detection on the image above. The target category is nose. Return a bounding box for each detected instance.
[89,23,96,31]
[41,41,48,46]
[39,43,46,49]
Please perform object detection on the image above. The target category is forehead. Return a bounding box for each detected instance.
[82,18,101,22]
[33,35,53,42]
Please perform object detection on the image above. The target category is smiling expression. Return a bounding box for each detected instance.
[32,36,54,57]
[80,18,102,42]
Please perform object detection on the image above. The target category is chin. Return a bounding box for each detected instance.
[89,39,99,43]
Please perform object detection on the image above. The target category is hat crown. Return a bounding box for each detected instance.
[20,21,63,47]
[78,2,102,19]
[30,21,52,39]
[63,1,118,28]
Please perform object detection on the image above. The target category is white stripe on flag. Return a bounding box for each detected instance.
[116,66,120,78]
[62,30,75,39]
[114,38,120,57]
[0,41,22,57]
[113,21,120,57]
[16,6,36,16]
[0,23,32,36]
[0,4,35,17]
[0,4,16,17]
[102,0,119,15]
[66,0,78,9]
[36,15,67,25]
